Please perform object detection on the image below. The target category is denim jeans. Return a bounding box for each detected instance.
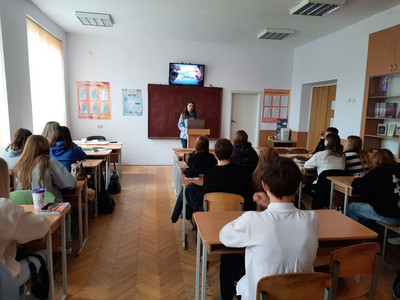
[180,138,187,148]
[347,202,400,226]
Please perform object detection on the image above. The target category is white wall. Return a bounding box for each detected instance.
[0,0,68,136]
[290,5,400,141]
[67,35,293,164]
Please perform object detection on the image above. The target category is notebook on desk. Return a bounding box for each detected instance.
[188,119,205,129]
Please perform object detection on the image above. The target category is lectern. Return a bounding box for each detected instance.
[187,129,210,148]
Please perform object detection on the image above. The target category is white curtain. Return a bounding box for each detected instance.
[0,18,10,147]
[26,18,66,133]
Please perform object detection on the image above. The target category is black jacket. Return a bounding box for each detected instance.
[231,142,259,174]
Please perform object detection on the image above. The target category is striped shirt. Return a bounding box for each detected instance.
[344,151,368,175]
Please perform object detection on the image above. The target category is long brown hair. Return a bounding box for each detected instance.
[41,121,60,142]
[346,135,371,171]
[195,135,209,153]
[371,149,396,169]
[325,133,343,157]
[6,128,32,152]
[50,126,75,150]
[0,158,9,198]
[14,135,50,189]
[182,101,198,119]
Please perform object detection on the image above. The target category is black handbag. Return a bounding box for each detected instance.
[28,254,49,300]
[107,163,121,194]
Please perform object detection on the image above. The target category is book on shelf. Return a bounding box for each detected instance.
[374,103,380,118]
[385,103,397,118]
[37,202,70,214]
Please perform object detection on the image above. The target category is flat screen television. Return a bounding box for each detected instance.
[169,63,205,86]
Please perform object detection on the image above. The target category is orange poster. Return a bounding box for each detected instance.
[77,81,111,119]
[262,89,290,123]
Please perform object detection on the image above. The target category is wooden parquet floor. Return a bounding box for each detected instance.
[55,165,399,300]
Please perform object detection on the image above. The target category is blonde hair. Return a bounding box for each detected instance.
[347,135,371,172]
[14,135,50,189]
[41,121,60,142]
[0,158,10,198]
[371,149,396,169]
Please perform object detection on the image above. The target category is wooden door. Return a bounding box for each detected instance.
[308,85,336,151]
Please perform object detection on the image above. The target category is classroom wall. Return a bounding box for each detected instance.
[290,5,400,143]
[0,0,68,135]
[66,35,293,164]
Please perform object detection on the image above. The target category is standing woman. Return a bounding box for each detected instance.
[177,101,198,148]
[50,126,87,172]
[0,128,32,168]
[41,121,60,142]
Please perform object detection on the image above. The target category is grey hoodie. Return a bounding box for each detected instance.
[0,146,22,168]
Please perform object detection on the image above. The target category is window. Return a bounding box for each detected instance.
[26,18,66,133]
[0,18,10,147]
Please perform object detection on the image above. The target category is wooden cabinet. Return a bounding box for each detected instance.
[366,24,400,76]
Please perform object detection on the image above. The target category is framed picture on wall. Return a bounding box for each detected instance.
[387,124,396,137]
[377,124,388,136]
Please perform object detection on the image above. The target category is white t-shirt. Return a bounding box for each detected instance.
[304,150,345,183]
[219,202,319,300]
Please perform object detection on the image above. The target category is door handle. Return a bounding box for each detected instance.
[231,119,236,123]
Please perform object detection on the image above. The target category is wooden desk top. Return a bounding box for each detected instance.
[75,141,123,150]
[84,149,112,157]
[193,209,377,245]
[327,176,356,196]
[82,159,103,168]
[21,205,71,234]
[279,153,312,159]
[181,174,204,187]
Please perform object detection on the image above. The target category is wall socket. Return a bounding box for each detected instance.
[97,124,103,129]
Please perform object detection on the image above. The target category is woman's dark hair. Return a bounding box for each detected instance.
[326,127,339,135]
[214,138,233,161]
[259,157,302,198]
[6,128,32,152]
[195,135,209,153]
[325,133,343,157]
[232,130,248,145]
[49,126,75,150]
[182,101,198,119]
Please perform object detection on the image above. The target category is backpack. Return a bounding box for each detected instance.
[107,163,121,194]
[28,254,49,300]
[98,171,116,214]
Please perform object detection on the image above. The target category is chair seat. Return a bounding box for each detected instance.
[335,277,370,300]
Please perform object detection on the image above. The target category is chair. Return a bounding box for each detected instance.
[274,148,290,154]
[10,190,56,205]
[289,148,309,154]
[376,221,400,264]
[328,242,380,300]
[203,192,244,212]
[257,272,331,300]
[86,135,106,141]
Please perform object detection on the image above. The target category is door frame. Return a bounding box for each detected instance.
[230,90,262,147]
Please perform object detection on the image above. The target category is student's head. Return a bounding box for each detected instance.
[41,121,60,141]
[50,126,74,150]
[344,135,362,152]
[0,158,9,199]
[325,127,339,136]
[214,138,233,161]
[259,157,302,199]
[14,135,50,189]
[183,101,197,119]
[324,133,343,156]
[253,147,279,176]
[232,130,248,145]
[195,67,203,81]
[7,128,32,151]
[195,135,209,153]
[371,149,396,169]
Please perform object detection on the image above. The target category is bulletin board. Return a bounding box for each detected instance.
[262,89,290,123]
[148,84,222,139]
[77,81,111,119]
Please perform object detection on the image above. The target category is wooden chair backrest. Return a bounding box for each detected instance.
[256,272,331,300]
[274,148,290,154]
[289,148,309,154]
[203,192,244,212]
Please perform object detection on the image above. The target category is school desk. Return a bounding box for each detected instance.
[193,209,377,300]
[83,149,112,189]
[326,176,357,215]
[22,204,71,300]
[82,159,103,217]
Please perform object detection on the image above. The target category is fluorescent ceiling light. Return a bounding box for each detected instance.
[76,11,113,27]
[257,28,295,40]
[290,0,345,16]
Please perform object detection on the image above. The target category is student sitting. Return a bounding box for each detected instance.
[41,121,60,142]
[252,147,279,194]
[348,149,400,229]
[171,135,216,223]
[13,135,76,253]
[50,126,87,172]
[219,157,319,300]
[313,127,342,154]
[0,128,32,168]
[231,130,259,174]
[343,135,370,175]
[0,158,50,290]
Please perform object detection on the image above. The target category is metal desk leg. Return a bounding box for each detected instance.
[201,241,208,300]
[382,227,388,262]
[77,186,83,253]
[78,182,88,255]
[47,231,54,300]
[118,150,122,179]
[94,167,98,218]
[61,215,68,299]
[195,229,201,300]
[298,180,303,209]
[182,186,186,249]
[329,182,335,209]
[343,187,349,215]
[105,155,110,189]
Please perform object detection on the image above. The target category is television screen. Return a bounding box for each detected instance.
[169,63,205,86]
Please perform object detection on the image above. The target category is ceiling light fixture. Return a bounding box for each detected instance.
[257,28,295,40]
[290,0,345,16]
[76,11,113,27]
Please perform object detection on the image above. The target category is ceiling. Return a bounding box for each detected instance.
[30,0,400,48]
